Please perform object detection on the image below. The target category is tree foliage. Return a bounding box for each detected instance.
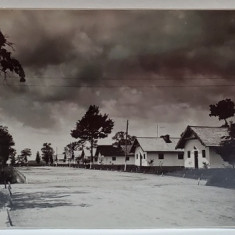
[209,99,235,126]
[20,148,32,163]
[41,143,54,165]
[10,154,16,165]
[112,131,136,146]
[217,123,235,168]
[0,30,25,82]
[0,125,15,165]
[65,140,86,160]
[71,105,114,165]
[36,151,41,164]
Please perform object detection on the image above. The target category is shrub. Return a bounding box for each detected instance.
[0,166,18,184]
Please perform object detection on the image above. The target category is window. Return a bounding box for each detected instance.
[94,157,98,162]
[158,153,164,159]
[126,156,130,161]
[178,153,184,160]
[112,156,116,161]
[143,153,146,159]
[202,150,206,158]
[136,154,138,159]
[187,151,191,158]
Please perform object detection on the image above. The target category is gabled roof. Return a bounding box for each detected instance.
[95,145,125,157]
[130,137,182,153]
[175,126,229,149]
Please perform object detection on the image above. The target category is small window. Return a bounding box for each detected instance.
[95,157,98,162]
[143,153,146,159]
[187,151,191,158]
[126,156,130,161]
[202,150,206,158]
[112,156,116,161]
[158,153,164,159]
[178,153,184,160]
[136,154,138,159]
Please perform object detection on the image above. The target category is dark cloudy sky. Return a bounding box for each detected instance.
[0,10,235,156]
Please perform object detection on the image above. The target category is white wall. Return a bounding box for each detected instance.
[134,146,184,167]
[183,138,227,168]
[147,152,184,167]
[134,146,148,166]
[97,153,134,165]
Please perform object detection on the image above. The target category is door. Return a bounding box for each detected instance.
[140,153,142,167]
[194,151,199,168]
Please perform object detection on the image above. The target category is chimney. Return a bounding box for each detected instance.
[160,134,172,143]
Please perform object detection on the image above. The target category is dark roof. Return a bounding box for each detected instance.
[95,145,125,157]
[175,126,229,149]
[130,137,183,153]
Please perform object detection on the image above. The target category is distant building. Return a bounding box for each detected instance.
[175,126,230,168]
[54,153,67,165]
[130,135,184,167]
[75,148,97,165]
[95,145,134,165]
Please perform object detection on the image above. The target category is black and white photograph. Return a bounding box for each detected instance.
[0,9,235,229]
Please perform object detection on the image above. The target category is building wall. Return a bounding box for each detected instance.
[97,153,134,165]
[134,146,148,166]
[183,138,226,168]
[147,152,184,167]
[134,146,184,166]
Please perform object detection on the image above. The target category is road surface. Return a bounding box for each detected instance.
[5,167,235,229]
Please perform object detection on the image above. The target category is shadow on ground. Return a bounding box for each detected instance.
[10,191,74,210]
[0,190,9,208]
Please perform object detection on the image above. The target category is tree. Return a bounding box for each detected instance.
[41,143,54,165]
[9,148,16,165]
[63,149,67,163]
[35,151,41,164]
[112,131,136,146]
[65,140,85,161]
[20,148,32,163]
[209,99,235,127]
[16,155,26,165]
[0,30,25,82]
[0,126,15,166]
[71,105,114,167]
[217,123,235,168]
[10,155,16,166]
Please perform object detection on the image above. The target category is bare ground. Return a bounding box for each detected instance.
[5,167,235,229]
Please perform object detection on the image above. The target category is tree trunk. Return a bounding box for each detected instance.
[90,138,93,169]
[224,119,229,127]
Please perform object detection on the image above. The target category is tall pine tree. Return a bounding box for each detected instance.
[71,105,114,168]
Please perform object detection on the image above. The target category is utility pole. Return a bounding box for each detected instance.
[157,124,158,137]
[124,120,129,172]
[56,147,58,166]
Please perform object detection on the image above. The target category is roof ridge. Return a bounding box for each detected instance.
[136,136,180,139]
[189,125,227,128]
[136,137,157,138]
[97,145,115,147]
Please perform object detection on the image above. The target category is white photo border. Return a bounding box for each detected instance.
[0,1,234,234]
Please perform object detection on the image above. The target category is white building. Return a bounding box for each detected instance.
[55,153,67,165]
[175,126,230,168]
[130,135,184,167]
[95,145,134,165]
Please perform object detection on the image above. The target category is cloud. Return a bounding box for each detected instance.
[0,10,235,133]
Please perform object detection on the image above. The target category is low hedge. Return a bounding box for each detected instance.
[74,164,184,174]
[206,169,235,189]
